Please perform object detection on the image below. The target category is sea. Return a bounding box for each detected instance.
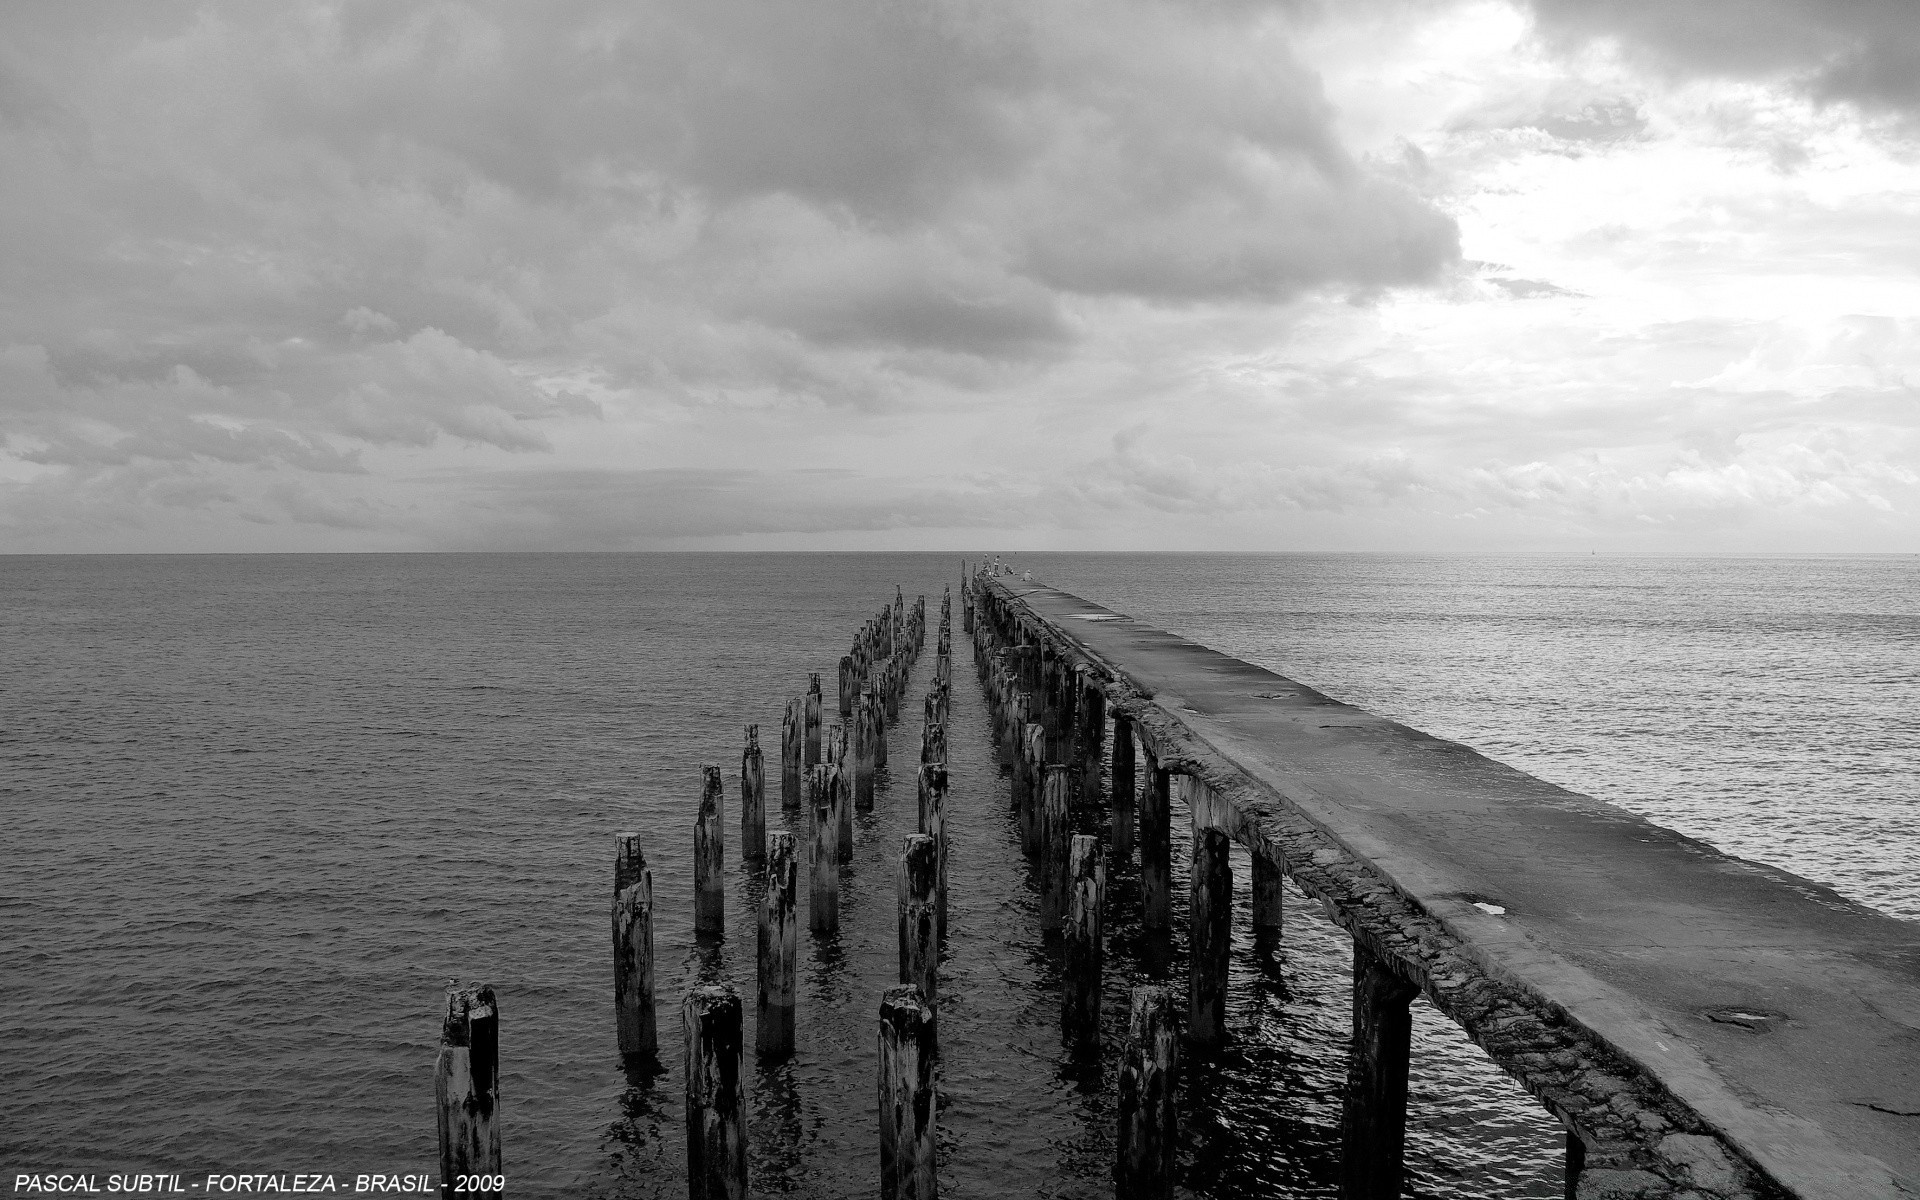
[4,552,1915,1198]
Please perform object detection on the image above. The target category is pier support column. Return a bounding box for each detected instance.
[740,726,765,862]
[833,761,853,864]
[612,834,656,1061]
[1116,986,1178,1200]
[685,985,747,1200]
[1340,942,1418,1200]
[1063,834,1105,1049]
[1141,753,1172,930]
[804,673,823,768]
[695,766,725,939]
[918,763,949,941]
[781,699,803,811]
[1040,764,1073,932]
[1022,724,1046,860]
[757,832,797,1058]
[898,834,939,1018]
[1252,846,1284,934]
[1189,827,1231,1047]
[1565,1130,1586,1200]
[855,689,878,809]
[436,985,501,1200]
[879,985,938,1200]
[1111,717,1135,864]
[808,766,839,934]
[1079,670,1105,807]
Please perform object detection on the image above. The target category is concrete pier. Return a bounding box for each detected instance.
[976,574,1920,1200]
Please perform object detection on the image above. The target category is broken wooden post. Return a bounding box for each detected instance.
[782,698,803,811]
[1111,716,1136,863]
[612,833,656,1061]
[839,654,856,717]
[897,834,938,1017]
[1253,846,1284,933]
[918,763,949,941]
[1039,764,1072,932]
[808,765,838,934]
[1340,942,1419,1200]
[855,688,877,810]
[1189,827,1231,1046]
[740,726,765,863]
[757,831,798,1059]
[873,679,890,768]
[833,760,853,865]
[1063,834,1105,1048]
[1141,752,1171,930]
[804,673,823,768]
[878,984,937,1200]
[1115,986,1178,1199]
[436,984,502,1199]
[695,765,725,938]
[684,985,747,1200]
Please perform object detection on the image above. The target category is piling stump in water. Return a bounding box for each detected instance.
[693,766,726,938]
[435,984,501,1200]
[1078,673,1106,807]
[781,699,803,811]
[1039,765,1072,932]
[917,763,949,941]
[839,654,856,717]
[855,688,877,810]
[684,985,747,1200]
[612,834,656,1061]
[874,679,890,767]
[1189,827,1231,1046]
[1063,834,1105,1048]
[897,834,938,1016]
[1253,846,1284,932]
[878,984,938,1200]
[1023,725,1047,859]
[1116,987,1178,1200]
[833,761,853,865]
[1110,716,1136,862]
[740,726,765,863]
[804,674,823,768]
[1342,942,1419,1200]
[1141,753,1171,930]
[758,832,798,1058]
[808,765,838,934]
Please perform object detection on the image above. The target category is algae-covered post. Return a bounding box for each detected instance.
[695,766,725,938]
[781,698,803,811]
[1022,724,1046,860]
[1342,943,1418,1200]
[1077,668,1105,807]
[740,726,765,863]
[1189,827,1231,1047]
[611,833,656,1061]
[897,834,939,1018]
[684,985,747,1200]
[435,984,502,1200]
[1115,987,1178,1200]
[833,760,853,865]
[808,765,839,934]
[758,831,798,1059]
[1140,752,1171,930]
[878,984,938,1200]
[919,763,949,941]
[1110,716,1136,863]
[1063,834,1105,1049]
[1039,765,1072,932]
[854,688,877,810]
[804,673,823,768]
[839,654,856,718]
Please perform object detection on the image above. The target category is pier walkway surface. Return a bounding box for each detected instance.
[987,578,1919,1199]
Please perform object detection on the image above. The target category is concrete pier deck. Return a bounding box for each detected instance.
[987,578,1919,1199]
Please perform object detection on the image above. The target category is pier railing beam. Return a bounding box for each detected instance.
[1141,754,1172,930]
[1115,986,1178,1200]
[684,985,747,1200]
[1340,941,1418,1200]
[435,984,502,1200]
[1189,827,1231,1046]
[757,831,798,1059]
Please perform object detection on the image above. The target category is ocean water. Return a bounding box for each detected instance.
[3,552,1914,1199]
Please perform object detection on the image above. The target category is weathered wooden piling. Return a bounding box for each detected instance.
[808,765,838,934]
[740,726,765,862]
[612,834,656,1060]
[834,761,853,865]
[1141,753,1171,929]
[874,681,890,768]
[1111,716,1136,863]
[1341,943,1419,1200]
[695,765,726,938]
[918,763,949,940]
[436,984,502,1199]
[1189,827,1231,1046]
[1253,846,1284,933]
[855,688,877,810]
[878,984,938,1200]
[684,985,747,1200]
[1115,987,1178,1200]
[839,654,856,717]
[757,832,798,1059]
[897,834,938,1014]
[1063,834,1105,1047]
[1039,764,1072,932]
[1022,723,1046,859]
[804,673,823,768]
[1078,671,1105,806]
[782,698,803,811]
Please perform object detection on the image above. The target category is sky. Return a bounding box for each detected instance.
[2,0,1918,552]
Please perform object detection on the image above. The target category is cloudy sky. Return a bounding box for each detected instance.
[3,0,1917,552]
